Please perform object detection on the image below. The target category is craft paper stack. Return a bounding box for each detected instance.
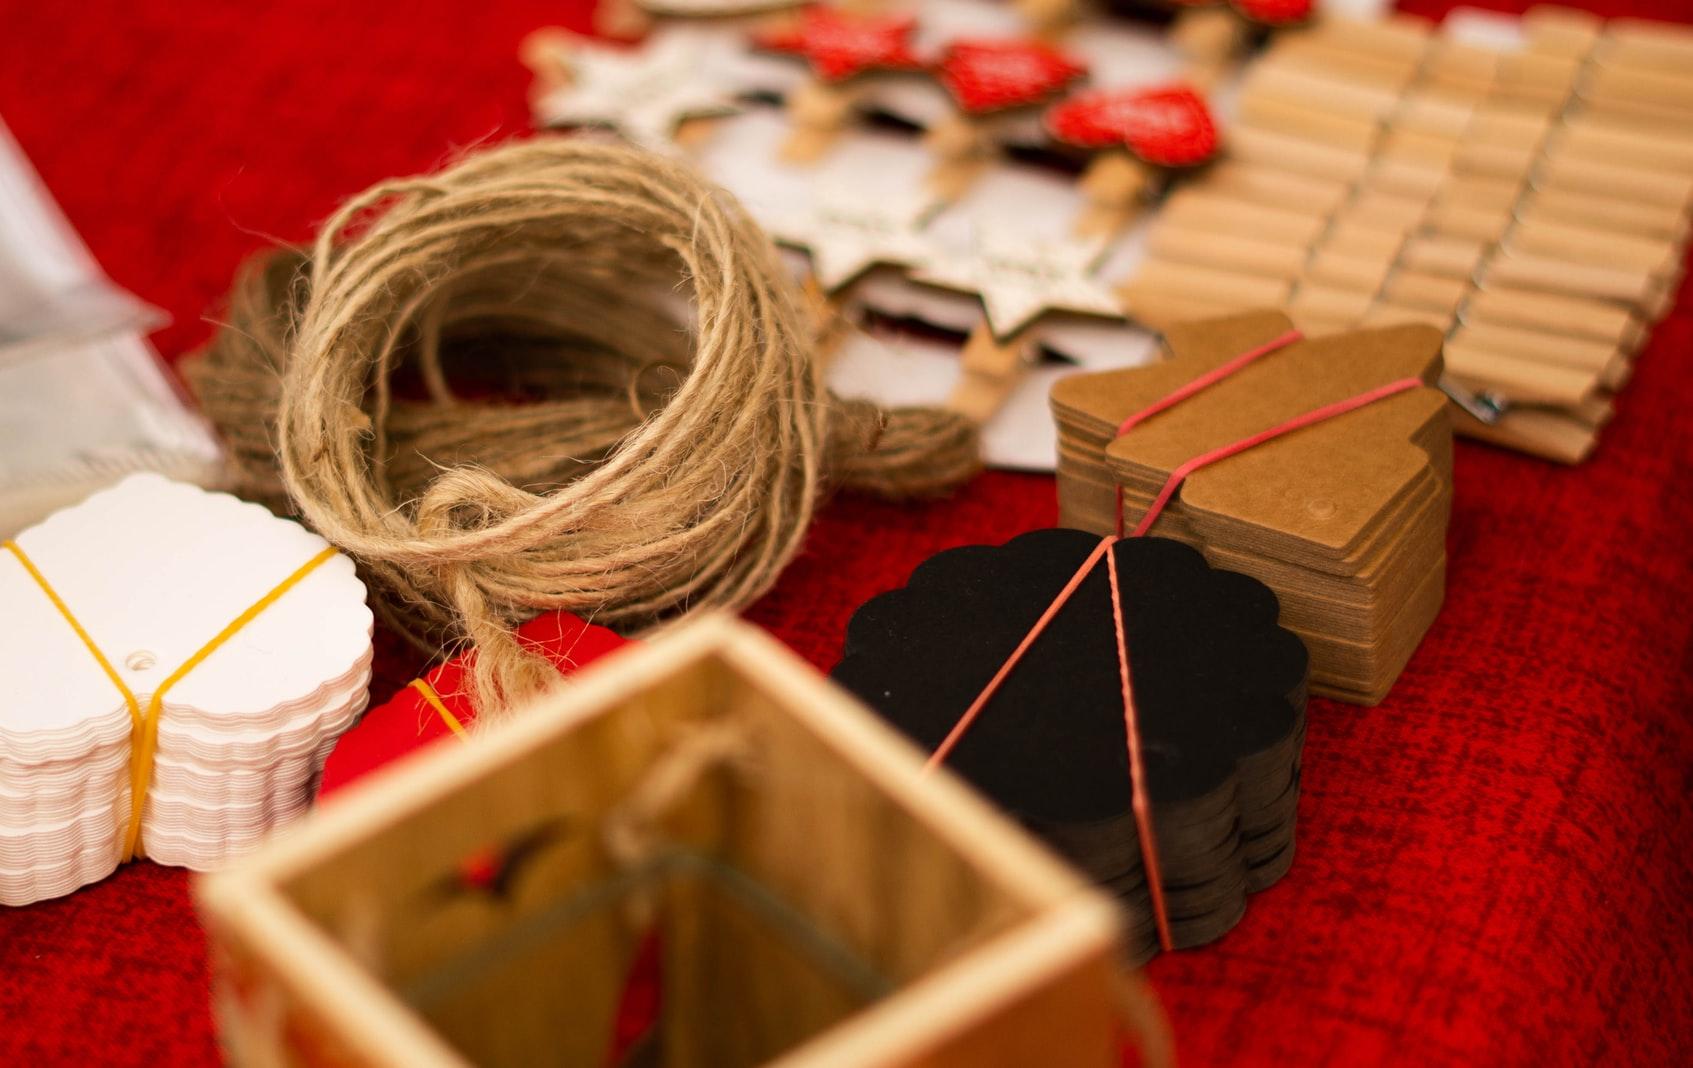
[0,474,371,906]
[834,529,1310,962]
[1052,311,1451,705]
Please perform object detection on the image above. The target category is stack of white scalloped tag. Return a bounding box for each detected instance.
[0,473,371,906]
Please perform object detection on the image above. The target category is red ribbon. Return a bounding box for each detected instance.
[927,330,1426,954]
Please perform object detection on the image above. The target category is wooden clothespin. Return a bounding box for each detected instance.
[1171,0,1315,91]
[1152,6,1690,465]
[1014,0,1083,42]
[593,0,810,41]
[924,37,1089,200]
[752,5,927,162]
[521,28,739,150]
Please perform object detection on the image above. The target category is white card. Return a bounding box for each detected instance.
[0,475,373,902]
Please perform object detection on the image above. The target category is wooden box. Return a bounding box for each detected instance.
[196,615,1155,1068]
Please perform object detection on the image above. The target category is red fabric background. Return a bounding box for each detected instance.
[315,613,629,797]
[2,1,1691,1064]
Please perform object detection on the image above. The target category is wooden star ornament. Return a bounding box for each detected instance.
[532,33,739,149]
[913,230,1124,339]
[770,188,939,292]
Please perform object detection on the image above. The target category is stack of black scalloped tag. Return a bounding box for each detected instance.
[833,528,1309,962]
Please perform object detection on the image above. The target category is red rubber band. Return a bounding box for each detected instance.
[1129,376,1424,537]
[1114,328,1305,439]
[928,328,1425,957]
[1113,328,1303,536]
[1107,543,1173,951]
[922,533,1175,950]
[924,535,1118,772]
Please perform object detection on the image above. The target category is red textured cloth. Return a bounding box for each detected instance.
[1,1,1691,1065]
[316,612,629,797]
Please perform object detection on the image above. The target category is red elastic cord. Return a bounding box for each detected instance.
[1106,544,1172,951]
[1113,328,1304,536]
[925,535,1118,772]
[927,327,1424,957]
[1129,376,1424,537]
[1113,329,1305,439]
[922,533,1175,949]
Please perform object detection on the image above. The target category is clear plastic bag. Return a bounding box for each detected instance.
[0,118,224,534]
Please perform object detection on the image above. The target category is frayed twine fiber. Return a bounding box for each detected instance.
[182,138,979,720]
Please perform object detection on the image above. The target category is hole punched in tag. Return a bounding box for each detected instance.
[123,650,156,672]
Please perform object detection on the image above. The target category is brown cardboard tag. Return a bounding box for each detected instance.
[1051,311,1452,703]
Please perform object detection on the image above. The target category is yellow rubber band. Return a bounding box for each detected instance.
[4,539,340,863]
[409,677,468,738]
[3,541,143,735]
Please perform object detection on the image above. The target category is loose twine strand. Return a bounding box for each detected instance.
[182,138,979,721]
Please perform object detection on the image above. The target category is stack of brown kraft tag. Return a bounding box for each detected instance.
[1051,310,1453,705]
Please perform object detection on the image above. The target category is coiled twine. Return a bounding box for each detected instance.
[184,138,979,718]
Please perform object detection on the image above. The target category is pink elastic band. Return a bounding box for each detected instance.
[1113,329,1304,535]
[924,536,1118,772]
[1106,544,1172,951]
[926,329,1425,957]
[1114,328,1305,439]
[1128,376,1424,537]
[921,534,1175,950]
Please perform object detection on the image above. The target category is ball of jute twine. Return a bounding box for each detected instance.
[183,138,979,719]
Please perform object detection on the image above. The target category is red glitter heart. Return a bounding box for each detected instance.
[1232,0,1315,25]
[1044,83,1220,168]
[752,7,925,83]
[934,39,1088,116]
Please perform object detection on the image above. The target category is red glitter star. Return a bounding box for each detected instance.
[1045,83,1220,168]
[934,39,1088,116]
[753,7,925,83]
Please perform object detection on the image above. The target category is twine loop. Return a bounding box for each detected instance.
[185,138,979,719]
